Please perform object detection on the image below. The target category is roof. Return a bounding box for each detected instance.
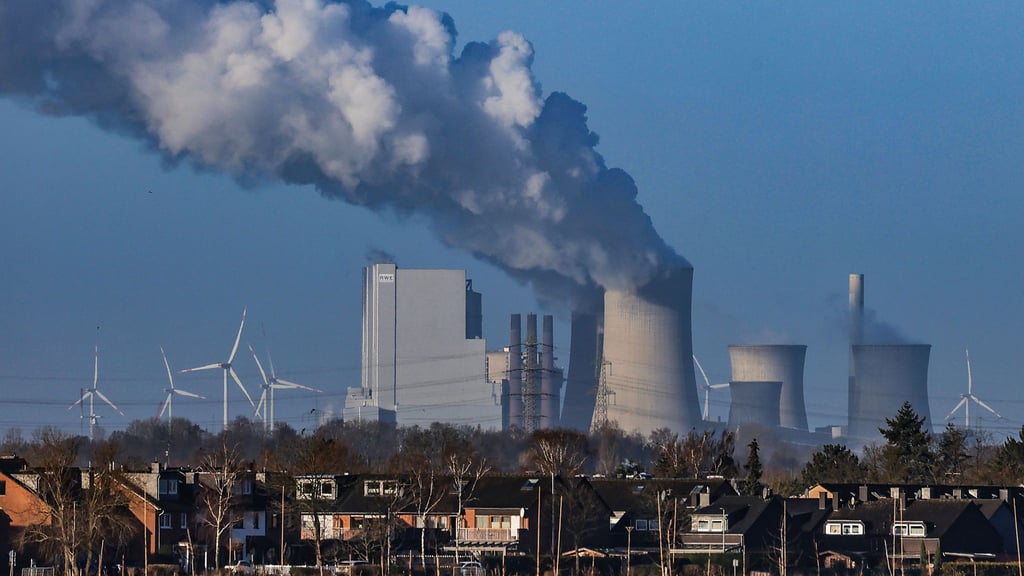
[588,478,734,513]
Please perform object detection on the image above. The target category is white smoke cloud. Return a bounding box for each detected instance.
[0,0,687,302]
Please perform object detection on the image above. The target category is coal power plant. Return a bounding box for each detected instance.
[597,266,702,436]
[728,345,808,431]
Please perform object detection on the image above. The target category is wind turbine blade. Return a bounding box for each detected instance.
[710,383,730,389]
[945,397,968,420]
[68,391,91,410]
[966,348,973,395]
[94,345,100,389]
[181,363,222,373]
[159,395,172,418]
[274,379,321,393]
[971,396,1003,420]
[229,306,247,364]
[161,346,175,389]
[95,390,124,416]
[255,390,267,417]
[174,389,206,399]
[230,367,256,409]
[248,343,270,386]
[693,355,712,388]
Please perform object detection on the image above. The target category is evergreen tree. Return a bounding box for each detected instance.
[800,444,865,485]
[879,401,934,483]
[935,423,970,482]
[933,541,942,576]
[992,425,1024,484]
[743,438,763,495]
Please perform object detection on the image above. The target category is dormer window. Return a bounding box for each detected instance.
[364,479,400,497]
[692,515,727,533]
[297,477,336,500]
[159,478,178,495]
[893,522,926,537]
[825,521,865,535]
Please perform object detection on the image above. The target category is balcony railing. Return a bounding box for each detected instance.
[457,528,514,542]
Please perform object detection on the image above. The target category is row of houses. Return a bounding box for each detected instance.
[2,454,1023,573]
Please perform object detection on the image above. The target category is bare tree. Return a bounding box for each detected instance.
[198,440,242,570]
[447,452,490,565]
[77,441,135,576]
[19,428,82,575]
[522,429,589,477]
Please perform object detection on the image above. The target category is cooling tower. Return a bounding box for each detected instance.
[601,266,701,435]
[540,315,559,428]
[727,381,783,429]
[728,345,808,431]
[561,310,602,431]
[848,274,864,434]
[848,344,931,440]
[507,314,524,429]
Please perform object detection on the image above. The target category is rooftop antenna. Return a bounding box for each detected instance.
[945,348,1002,430]
[180,306,256,431]
[68,345,124,441]
[693,354,729,422]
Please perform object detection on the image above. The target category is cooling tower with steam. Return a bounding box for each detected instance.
[728,381,783,429]
[729,345,808,430]
[561,310,602,431]
[601,266,702,436]
[847,344,932,440]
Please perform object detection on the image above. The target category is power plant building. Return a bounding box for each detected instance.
[728,345,808,430]
[346,263,500,429]
[599,266,702,436]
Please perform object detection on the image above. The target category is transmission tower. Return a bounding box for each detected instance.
[522,322,540,432]
[590,360,613,432]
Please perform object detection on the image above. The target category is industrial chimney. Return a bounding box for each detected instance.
[848,274,864,434]
[729,345,808,431]
[540,315,559,428]
[507,314,524,430]
[601,266,702,435]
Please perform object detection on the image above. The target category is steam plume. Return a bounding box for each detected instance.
[0,0,684,301]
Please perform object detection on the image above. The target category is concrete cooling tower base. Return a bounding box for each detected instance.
[847,344,931,441]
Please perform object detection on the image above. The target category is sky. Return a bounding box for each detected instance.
[1,1,1024,441]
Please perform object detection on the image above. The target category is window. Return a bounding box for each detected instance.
[159,478,178,495]
[159,514,172,529]
[827,521,864,535]
[241,479,253,495]
[0,480,6,495]
[181,513,188,528]
[253,512,260,530]
[635,520,648,531]
[364,479,399,497]
[893,522,926,537]
[649,519,660,532]
[697,519,710,532]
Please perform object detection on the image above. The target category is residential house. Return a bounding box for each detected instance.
[588,477,736,551]
[674,494,785,559]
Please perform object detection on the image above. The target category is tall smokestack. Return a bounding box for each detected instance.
[524,313,539,431]
[540,315,558,428]
[507,314,523,430]
[601,266,701,436]
[848,274,864,433]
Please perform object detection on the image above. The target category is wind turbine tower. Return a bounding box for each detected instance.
[249,342,321,432]
[159,346,206,424]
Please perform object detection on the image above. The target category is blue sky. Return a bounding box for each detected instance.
[1,1,1023,440]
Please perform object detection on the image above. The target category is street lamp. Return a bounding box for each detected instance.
[625,526,633,576]
[720,508,727,554]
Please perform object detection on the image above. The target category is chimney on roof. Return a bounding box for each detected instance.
[818,492,827,510]
[1001,488,1009,502]
[921,487,932,500]
[858,485,868,503]
[699,491,711,508]
[832,492,839,511]
[151,461,161,474]
[953,488,962,500]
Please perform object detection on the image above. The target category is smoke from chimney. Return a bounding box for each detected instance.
[0,0,685,303]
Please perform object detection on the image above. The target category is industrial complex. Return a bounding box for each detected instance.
[353,263,933,445]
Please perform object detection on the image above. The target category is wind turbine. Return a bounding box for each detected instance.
[180,307,256,431]
[68,345,124,441]
[248,342,321,432]
[945,348,1002,430]
[693,354,729,422]
[159,346,206,424]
